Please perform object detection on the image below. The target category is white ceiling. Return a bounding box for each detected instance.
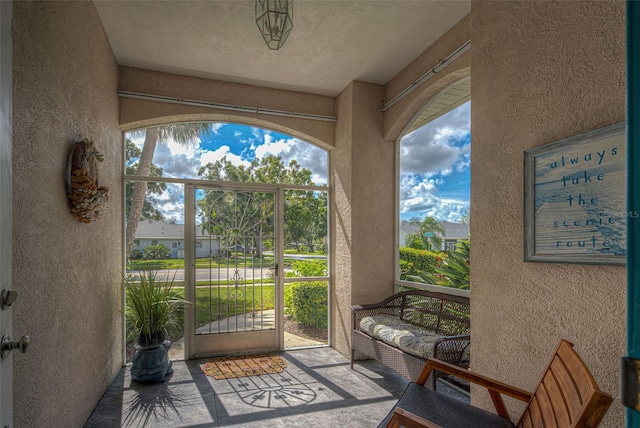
[94,0,470,97]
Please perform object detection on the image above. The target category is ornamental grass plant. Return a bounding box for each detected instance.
[125,270,189,343]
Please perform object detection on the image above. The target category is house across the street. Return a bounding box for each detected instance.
[399,221,469,251]
[133,219,218,259]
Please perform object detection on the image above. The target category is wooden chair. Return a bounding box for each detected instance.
[379,340,613,428]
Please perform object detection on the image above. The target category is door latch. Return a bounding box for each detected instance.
[1,335,29,359]
[0,289,17,310]
[269,263,279,277]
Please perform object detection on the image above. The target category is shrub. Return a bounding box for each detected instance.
[434,239,470,290]
[284,259,328,323]
[290,259,327,277]
[398,247,440,280]
[405,239,470,290]
[129,249,143,260]
[313,238,326,253]
[143,243,170,260]
[289,282,328,328]
[284,284,294,317]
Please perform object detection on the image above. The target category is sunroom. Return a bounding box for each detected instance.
[0,1,634,427]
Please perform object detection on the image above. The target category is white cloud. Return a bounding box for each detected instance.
[200,146,251,168]
[254,135,294,158]
[400,174,468,222]
[210,123,225,134]
[400,128,470,177]
[162,136,201,157]
[150,183,184,223]
[400,102,470,177]
[152,144,202,179]
[253,135,328,185]
[398,102,470,222]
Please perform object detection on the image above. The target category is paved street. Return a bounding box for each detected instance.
[152,267,276,282]
[131,253,327,283]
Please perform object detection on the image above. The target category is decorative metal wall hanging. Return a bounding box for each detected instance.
[255,0,293,50]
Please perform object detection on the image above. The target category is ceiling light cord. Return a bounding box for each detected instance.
[117,91,337,123]
[380,40,471,112]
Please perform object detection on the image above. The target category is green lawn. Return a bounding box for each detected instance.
[128,256,277,270]
[164,284,277,330]
[192,284,276,328]
[127,254,328,271]
[284,249,326,256]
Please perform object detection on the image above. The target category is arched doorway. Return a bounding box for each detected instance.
[124,122,330,359]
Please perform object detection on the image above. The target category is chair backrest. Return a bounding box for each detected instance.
[516,340,613,428]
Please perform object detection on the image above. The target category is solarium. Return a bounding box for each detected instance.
[1,1,633,427]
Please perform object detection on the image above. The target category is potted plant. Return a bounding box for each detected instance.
[125,270,189,383]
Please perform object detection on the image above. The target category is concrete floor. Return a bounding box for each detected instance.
[85,348,468,428]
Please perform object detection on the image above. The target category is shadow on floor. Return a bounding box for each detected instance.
[85,347,465,428]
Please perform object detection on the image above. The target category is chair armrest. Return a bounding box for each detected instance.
[350,302,389,312]
[386,407,443,428]
[417,358,531,402]
[416,357,531,420]
[433,334,470,364]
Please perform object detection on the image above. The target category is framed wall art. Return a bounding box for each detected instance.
[524,122,627,264]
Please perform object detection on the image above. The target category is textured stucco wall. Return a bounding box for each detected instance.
[13,2,123,426]
[332,84,354,356]
[471,1,626,426]
[350,81,395,307]
[332,81,395,358]
[119,67,336,149]
[383,14,470,142]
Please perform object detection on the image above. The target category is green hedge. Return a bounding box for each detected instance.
[285,282,327,328]
[399,247,441,279]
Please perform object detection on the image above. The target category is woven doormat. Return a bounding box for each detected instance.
[202,354,287,380]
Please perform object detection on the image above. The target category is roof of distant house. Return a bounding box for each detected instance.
[399,221,469,240]
[134,219,211,239]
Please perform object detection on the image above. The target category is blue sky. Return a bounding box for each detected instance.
[399,101,470,223]
[128,103,470,224]
[128,124,328,222]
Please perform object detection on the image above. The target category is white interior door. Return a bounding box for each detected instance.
[0,1,13,425]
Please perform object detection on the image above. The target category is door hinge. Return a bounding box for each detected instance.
[621,357,640,411]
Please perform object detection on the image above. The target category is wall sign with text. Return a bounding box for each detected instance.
[524,122,627,264]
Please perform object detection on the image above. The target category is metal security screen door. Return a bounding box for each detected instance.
[185,185,279,357]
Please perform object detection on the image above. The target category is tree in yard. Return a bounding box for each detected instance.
[197,155,326,256]
[406,215,446,251]
[459,209,470,224]
[125,140,167,221]
[285,189,327,253]
[125,124,211,259]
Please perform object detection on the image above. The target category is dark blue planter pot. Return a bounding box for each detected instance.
[130,333,173,383]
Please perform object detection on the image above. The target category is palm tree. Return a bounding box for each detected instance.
[125,123,211,258]
[406,216,446,251]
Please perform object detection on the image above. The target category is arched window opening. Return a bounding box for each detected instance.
[397,78,471,293]
[124,122,330,362]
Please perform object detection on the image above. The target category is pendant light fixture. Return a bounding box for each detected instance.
[255,0,293,50]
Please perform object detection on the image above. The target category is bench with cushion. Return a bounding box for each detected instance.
[351,289,470,383]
